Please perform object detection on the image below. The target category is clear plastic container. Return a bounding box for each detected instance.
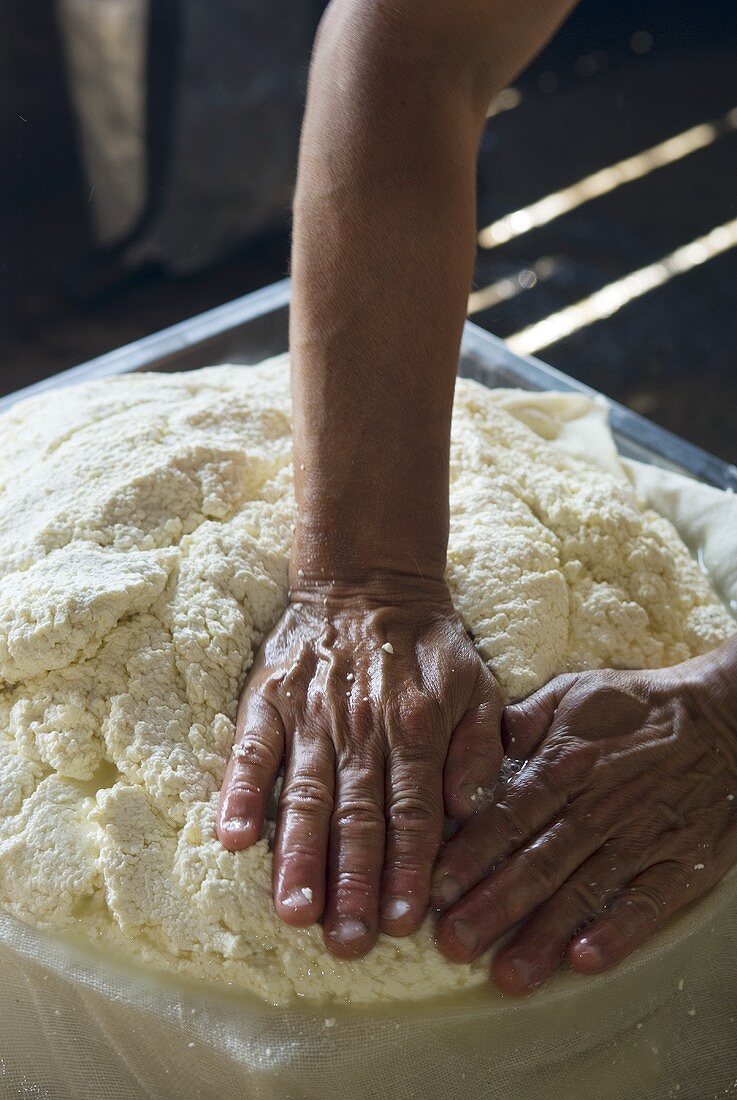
[1,281,736,1099]
[3,278,735,491]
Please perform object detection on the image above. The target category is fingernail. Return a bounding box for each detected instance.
[434,875,463,908]
[220,816,254,834]
[451,919,478,955]
[504,957,536,989]
[329,918,368,944]
[572,936,604,970]
[382,898,412,922]
[281,886,314,909]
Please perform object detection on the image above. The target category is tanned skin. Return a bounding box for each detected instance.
[218,0,737,992]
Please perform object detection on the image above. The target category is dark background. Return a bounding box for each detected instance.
[2,0,736,464]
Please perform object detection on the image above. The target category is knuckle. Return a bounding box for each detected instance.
[599,835,639,864]
[519,846,559,893]
[333,797,384,833]
[384,852,428,876]
[553,672,580,694]
[283,775,333,813]
[565,880,607,914]
[259,672,288,705]
[278,842,323,867]
[226,777,265,801]
[232,734,280,773]
[333,870,377,899]
[394,743,441,773]
[629,884,667,924]
[388,794,438,837]
[338,745,383,775]
[494,801,528,845]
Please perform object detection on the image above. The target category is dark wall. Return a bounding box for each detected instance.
[0,1,82,205]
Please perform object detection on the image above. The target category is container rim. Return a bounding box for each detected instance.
[3,277,734,491]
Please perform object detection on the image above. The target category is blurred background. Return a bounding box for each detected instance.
[1,0,736,463]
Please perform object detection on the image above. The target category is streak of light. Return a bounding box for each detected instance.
[487,87,522,118]
[478,110,737,249]
[467,258,556,315]
[506,218,737,356]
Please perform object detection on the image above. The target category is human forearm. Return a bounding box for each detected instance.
[220,0,580,952]
[291,10,479,583]
[290,0,578,586]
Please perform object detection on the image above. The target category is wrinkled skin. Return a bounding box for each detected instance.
[432,647,737,994]
[217,0,580,973]
[217,578,503,958]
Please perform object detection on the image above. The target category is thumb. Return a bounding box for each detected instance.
[502,673,578,760]
[444,668,504,821]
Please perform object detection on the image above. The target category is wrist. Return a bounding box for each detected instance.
[288,571,453,612]
[291,512,448,590]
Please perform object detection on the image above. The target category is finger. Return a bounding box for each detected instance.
[323,755,386,959]
[435,811,597,963]
[444,669,503,820]
[491,842,641,995]
[217,690,284,850]
[501,674,578,759]
[431,758,572,910]
[568,860,692,974]
[381,746,445,937]
[272,729,334,927]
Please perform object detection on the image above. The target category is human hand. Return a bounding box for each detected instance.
[217,576,503,959]
[432,640,737,993]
